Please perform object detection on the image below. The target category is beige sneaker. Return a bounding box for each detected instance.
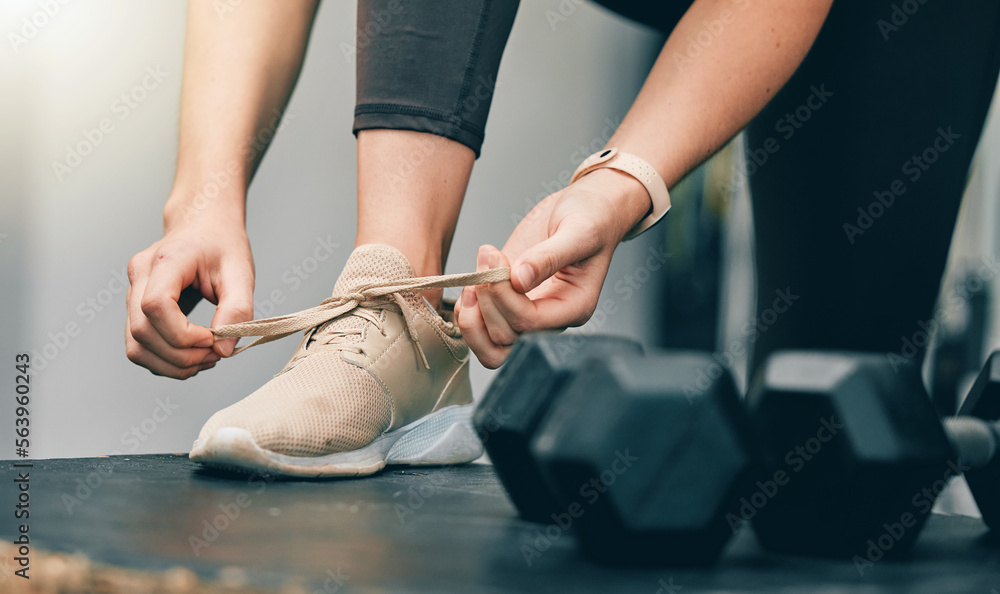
[190,244,504,477]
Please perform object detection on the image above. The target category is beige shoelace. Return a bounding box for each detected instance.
[211,267,511,365]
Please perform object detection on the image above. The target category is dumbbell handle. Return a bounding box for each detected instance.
[942,416,1000,469]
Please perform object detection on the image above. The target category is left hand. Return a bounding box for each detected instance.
[455,168,650,368]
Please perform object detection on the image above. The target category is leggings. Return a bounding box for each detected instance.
[355,0,1000,378]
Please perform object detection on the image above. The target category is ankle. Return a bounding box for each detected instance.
[354,239,444,276]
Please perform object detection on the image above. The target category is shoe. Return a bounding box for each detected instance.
[189,244,495,477]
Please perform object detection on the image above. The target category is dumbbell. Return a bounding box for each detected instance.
[475,333,763,565]
[473,333,644,523]
[745,350,1000,559]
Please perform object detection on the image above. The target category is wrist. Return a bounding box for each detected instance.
[163,185,247,233]
[576,168,653,241]
[166,157,250,219]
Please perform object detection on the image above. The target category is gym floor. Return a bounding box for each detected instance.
[2,455,998,593]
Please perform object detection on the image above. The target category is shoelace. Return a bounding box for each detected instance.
[211,267,511,366]
[308,306,384,349]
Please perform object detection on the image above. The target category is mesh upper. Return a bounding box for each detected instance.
[325,244,466,358]
[197,244,454,457]
[333,244,414,294]
[197,351,391,456]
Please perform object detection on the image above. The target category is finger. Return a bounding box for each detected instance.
[509,219,603,294]
[457,285,511,369]
[453,289,463,321]
[140,250,215,349]
[127,257,218,369]
[491,265,608,332]
[455,249,511,368]
[210,259,255,357]
[126,323,215,379]
[474,245,520,347]
[129,316,219,368]
[481,246,544,334]
[484,240,603,333]
[129,290,218,369]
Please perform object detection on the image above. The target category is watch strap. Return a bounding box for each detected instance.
[571,148,671,241]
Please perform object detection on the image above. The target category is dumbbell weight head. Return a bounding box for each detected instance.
[531,352,762,565]
[957,350,1000,529]
[474,333,643,523]
[746,351,954,558]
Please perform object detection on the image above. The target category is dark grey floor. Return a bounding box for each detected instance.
[1,455,998,593]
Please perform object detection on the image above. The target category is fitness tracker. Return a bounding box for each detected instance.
[570,148,671,241]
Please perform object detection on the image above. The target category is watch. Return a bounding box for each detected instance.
[570,148,671,241]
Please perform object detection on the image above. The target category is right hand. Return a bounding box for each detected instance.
[126,208,255,379]
[454,168,650,368]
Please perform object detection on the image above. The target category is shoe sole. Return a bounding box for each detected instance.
[188,403,483,478]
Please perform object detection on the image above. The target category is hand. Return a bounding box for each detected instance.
[125,206,255,379]
[455,168,650,368]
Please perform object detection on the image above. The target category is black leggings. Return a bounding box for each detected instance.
[355,0,1000,377]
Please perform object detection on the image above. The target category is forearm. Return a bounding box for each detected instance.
[606,0,833,224]
[165,0,319,225]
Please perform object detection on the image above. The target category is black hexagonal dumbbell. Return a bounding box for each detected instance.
[473,333,644,523]
[477,332,763,566]
[746,350,1000,559]
[531,351,763,565]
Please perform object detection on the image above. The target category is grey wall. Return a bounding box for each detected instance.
[0,1,663,458]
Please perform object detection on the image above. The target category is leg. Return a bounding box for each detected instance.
[354,0,520,305]
[355,129,473,288]
[747,0,1000,375]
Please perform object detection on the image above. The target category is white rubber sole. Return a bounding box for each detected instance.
[188,404,484,478]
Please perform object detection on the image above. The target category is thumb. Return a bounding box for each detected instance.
[510,221,602,294]
[210,262,255,357]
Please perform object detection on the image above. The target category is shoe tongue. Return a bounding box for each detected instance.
[333,244,416,295]
[309,245,418,349]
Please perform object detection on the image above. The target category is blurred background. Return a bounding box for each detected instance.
[1,0,998,517]
[0,0,667,458]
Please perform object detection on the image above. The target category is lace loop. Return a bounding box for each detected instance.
[211,267,511,356]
